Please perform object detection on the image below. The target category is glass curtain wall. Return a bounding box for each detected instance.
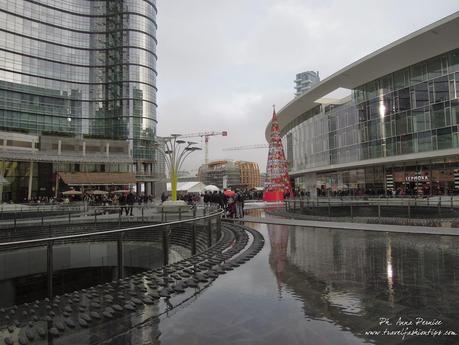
[0,0,157,160]
[283,49,459,175]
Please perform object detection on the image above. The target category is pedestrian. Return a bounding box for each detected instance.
[126,191,135,216]
[119,193,127,216]
[235,190,244,218]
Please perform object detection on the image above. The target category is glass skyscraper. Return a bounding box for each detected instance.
[0,0,159,202]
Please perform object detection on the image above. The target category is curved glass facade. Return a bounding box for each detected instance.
[0,0,157,160]
[283,49,459,196]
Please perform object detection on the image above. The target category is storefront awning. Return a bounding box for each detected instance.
[58,172,136,186]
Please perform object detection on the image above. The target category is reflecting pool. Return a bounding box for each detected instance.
[148,219,459,345]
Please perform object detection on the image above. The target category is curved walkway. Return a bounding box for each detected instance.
[0,223,264,345]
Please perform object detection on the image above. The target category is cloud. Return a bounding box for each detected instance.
[156,0,459,174]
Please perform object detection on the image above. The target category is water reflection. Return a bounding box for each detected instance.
[267,225,459,344]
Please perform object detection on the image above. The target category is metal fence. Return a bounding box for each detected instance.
[0,209,223,302]
[284,196,459,220]
[0,204,219,231]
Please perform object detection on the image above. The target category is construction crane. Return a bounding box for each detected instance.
[222,144,268,151]
[178,131,228,164]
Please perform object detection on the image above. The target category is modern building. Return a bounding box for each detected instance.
[294,71,320,97]
[267,12,459,197]
[0,0,160,202]
[198,160,261,189]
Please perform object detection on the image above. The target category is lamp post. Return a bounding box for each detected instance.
[154,135,201,201]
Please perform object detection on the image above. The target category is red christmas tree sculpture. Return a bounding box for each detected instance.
[263,106,292,202]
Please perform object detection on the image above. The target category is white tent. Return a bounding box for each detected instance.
[204,184,220,192]
[166,181,206,193]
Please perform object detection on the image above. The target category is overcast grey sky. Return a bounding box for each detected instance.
[156,0,459,173]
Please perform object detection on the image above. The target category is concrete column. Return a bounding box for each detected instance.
[136,182,141,195]
[106,143,110,157]
[145,182,151,196]
[0,165,3,204]
[57,140,62,155]
[55,173,59,198]
[28,161,33,200]
[82,141,86,157]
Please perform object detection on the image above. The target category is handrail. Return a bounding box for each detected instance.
[0,209,224,248]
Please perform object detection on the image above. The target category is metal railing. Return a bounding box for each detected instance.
[0,208,223,301]
[284,196,459,221]
[0,203,220,231]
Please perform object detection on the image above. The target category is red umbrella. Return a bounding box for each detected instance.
[224,189,236,197]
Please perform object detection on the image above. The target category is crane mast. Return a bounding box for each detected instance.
[178,131,228,164]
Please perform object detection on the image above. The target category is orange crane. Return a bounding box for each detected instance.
[178,131,228,164]
[222,144,268,151]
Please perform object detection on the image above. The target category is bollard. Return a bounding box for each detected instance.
[47,240,54,300]
[193,207,197,218]
[68,211,71,224]
[161,209,164,223]
[14,212,16,230]
[117,232,124,279]
[451,196,453,209]
[142,207,144,222]
[41,212,44,229]
[328,201,331,217]
[378,203,381,222]
[350,203,353,220]
[407,203,411,219]
[178,207,182,221]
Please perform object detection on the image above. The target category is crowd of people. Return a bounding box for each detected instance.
[161,189,263,218]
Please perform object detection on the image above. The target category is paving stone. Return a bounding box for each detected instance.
[49,327,59,337]
[64,318,76,329]
[90,311,101,320]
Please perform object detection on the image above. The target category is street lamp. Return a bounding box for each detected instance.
[154,136,201,201]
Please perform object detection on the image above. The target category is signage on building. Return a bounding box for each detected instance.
[405,175,429,182]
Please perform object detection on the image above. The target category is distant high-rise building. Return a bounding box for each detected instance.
[0,0,159,202]
[198,160,261,189]
[294,71,320,96]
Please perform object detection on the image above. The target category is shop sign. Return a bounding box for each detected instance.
[405,175,429,182]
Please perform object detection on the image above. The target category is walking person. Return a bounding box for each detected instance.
[126,191,135,216]
[119,193,127,216]
[235,190,244,218]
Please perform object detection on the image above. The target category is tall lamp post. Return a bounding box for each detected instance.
[154,135,201,201]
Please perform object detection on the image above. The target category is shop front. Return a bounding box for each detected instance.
[295,159,459,197]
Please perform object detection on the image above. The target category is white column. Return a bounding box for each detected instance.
[27,161,33,200]
[82,141,86,157]
[106,143,110,157]
[57,140,62,155]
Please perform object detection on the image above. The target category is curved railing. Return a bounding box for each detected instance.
[0,209,223,303]
[0,203,219,230]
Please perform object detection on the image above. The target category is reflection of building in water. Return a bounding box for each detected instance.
[267,225,459,344]
[267,225,289,289]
